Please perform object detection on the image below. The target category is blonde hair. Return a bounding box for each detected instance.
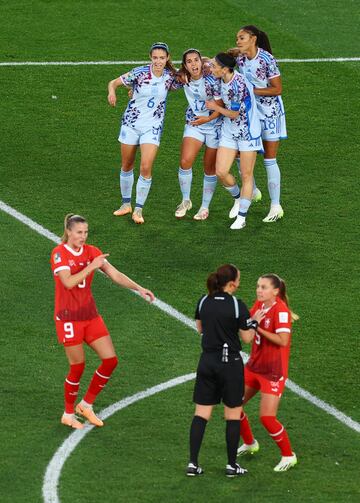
[261,274,299,321]
[61,213,87,243]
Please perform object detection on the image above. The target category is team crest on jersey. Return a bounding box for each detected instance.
[69,260,76,267]
[54,252,61,264]
[264,318,271,329]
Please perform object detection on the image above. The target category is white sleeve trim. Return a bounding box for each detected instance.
[268,73,281,80]
[214,96,222,100]
[54,265,70,275]
[198,295,208,313]
[275,328,291,334]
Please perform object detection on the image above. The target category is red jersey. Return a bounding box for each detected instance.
[246,297,292,381]
[51,243,102,321]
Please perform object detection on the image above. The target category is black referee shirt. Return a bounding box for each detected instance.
[195,292,251,353]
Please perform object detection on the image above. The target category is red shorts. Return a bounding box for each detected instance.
[244,366,286,397]
[55,315,109,347]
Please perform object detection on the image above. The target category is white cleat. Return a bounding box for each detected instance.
[230,215,246,230]
[263,204,284,223]
[193,207,209,221]
[175,200,192,218]
[237,439,260,457]
[273,453,297,472]
[252,188,262,202]
[229,198,241,218]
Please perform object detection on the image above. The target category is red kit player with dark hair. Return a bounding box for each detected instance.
[238,274,299,471]
[51,213,155,429]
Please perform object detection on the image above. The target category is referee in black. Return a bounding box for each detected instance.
[187,264,262,477]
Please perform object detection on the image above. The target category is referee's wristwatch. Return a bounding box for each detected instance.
[247,318,258,330]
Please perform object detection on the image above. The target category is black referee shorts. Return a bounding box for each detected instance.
[193,352,244,408]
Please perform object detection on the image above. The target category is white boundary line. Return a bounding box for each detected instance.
[0,57,359,66]
[42,373,196,503]
[1,198,359,434]
[1,199,359,502]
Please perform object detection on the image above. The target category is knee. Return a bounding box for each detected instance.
[180,158,193,169]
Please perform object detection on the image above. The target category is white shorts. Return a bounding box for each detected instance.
[260,114,287,141]
[219,132,263,152]
[183,124,220,149]
[118,124,162,146]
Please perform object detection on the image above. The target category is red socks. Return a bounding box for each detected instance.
[64,362,85,413]
[240,412,255,445]
[260,416,293,456]
[84,356,118,404]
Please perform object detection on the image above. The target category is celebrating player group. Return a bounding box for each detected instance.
[50,24,297,484]
[108,26,287,229]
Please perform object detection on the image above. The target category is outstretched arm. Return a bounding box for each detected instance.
[101,261,155,302]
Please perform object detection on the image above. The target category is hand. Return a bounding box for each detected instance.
[176,70,188,84]
[108,93,116,107]
[252,309,266,323]
[128,88,134,99]
[138,288,155,303]
[202,59,212,76]
[190,116,209,126]
[205,100,217,111]
[91,254,110,270]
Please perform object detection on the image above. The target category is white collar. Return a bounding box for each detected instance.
[64,243,84,256]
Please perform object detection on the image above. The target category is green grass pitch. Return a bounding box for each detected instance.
[1,1,359,502]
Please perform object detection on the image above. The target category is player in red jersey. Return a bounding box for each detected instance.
[51,213,155,429]
[238,274,299,471]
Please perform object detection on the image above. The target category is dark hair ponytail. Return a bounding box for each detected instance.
[261,274,299,321]
[240,25,272,54]
[207,264,239,295]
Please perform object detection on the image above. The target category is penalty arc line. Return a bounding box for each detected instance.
[0,199,359,499]
[42,373,196,503]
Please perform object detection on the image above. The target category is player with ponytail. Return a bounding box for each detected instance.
[229,25,287,224]
[108,42,179,224]
[51,213,154,429]
[237,273,298,471]
[186,265,263,477]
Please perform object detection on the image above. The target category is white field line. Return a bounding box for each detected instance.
[1,198,359,500]
[1,199,359,435]
[42,373,196,503]
[0,57,360,66]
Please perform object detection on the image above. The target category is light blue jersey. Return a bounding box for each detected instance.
[220,70,261,142]
[183,75,222,130]
[120,65,177,135]
[236,49,287,139]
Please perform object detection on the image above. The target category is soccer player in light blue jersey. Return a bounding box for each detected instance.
[206,53,262,230]
[230,26,287,223]
[108,42,178,224]
[174,49,223,221]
